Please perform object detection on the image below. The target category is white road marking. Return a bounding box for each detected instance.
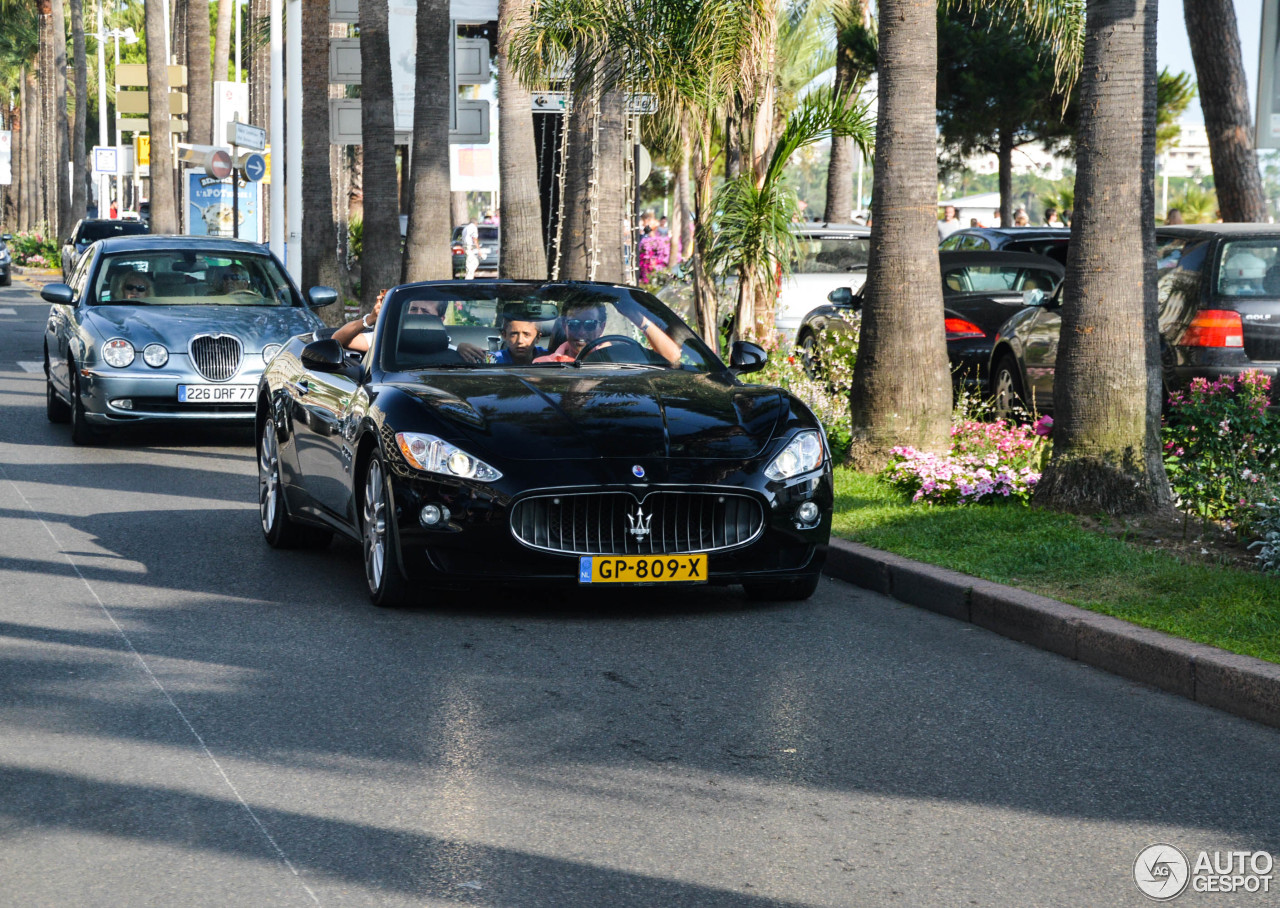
[0,463,322,906]
[16,361,43,373]
[0,308,17,315]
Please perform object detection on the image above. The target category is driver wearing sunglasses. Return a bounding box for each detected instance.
[535,300,682,366]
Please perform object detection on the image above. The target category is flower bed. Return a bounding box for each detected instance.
[882,417,1050,504]
[7,229,61,270]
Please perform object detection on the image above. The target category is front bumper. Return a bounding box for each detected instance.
[78,367,261,425]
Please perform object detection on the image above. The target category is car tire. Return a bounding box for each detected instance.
[258,416,332,550]
[798,330,821,379]
[361,451,411,608]
[1,272,10,287]
[742,572,821,602]
[991,355,1027,421]
[45,357,70,423]
[68,365,101,445]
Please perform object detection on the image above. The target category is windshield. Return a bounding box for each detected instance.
[793,236,869,273]
[80,221,148,243]
[378,282,724,373]
[92,251,299,306]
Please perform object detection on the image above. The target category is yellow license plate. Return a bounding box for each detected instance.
[578,554,707,584]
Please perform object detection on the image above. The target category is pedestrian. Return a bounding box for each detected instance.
[938,205,963,239]
[461,217,481,280]
[1165,208,1184,225]
[1013,209,1030,227]
[657,216,670,237]
[109,199,118,219]
[1044,207,1063,227]
[991,209,1002,228]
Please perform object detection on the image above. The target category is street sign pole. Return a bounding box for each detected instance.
[232,139,240,240]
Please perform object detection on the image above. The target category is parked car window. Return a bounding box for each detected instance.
[942,263,1062,294]
[78,220,148,244]
[959,235,990,251]
[1158,241,1210,334]
[92,251,299,305]
[1156,237,1187,272]
[69,245,95,297]
[1216,241,1280,297]
[939,234,964,251]
[793,236,869,273]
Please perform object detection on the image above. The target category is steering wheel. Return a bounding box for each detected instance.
[576,334,649,363]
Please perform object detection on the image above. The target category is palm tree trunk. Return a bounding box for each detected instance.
[847,0,952,467]
[213,0,233,82]
[451,191,467,227]
[249,0,270,131]
[402,0,452,283]
[17,71,28,231]
[70,0,87,221]
[1035,0,1169,513]
[186,0,214,145]
[144,0,177,234]
[358,0,401,311]
[557,80,626,282]
[997,126,1012,225]
[668,122,688,266]
[823,45,857,222]
[53,0,70,234]
[496,0,547,279]
[690,118,718,348]
[301,0,340,319]
[1183,0,1266,221]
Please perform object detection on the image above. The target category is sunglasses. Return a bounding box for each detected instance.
[124,283,148,293]
[566,318,601,331]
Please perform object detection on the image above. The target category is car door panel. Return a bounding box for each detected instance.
[292,366,362,519]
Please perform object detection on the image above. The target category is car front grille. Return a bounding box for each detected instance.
[510,490,765,556]
[189,334,243,381]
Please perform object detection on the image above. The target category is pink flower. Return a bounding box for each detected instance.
[1032,415,1054,437]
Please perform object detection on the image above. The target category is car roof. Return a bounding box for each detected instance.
[938,250,1065,272]
[92,235,274,255]
[1157,224,1280,238]
[790,223,871,238]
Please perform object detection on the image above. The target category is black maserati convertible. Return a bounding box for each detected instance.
[256,281,833,606]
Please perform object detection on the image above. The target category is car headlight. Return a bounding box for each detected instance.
[102,338,135,368]
[142,343,169,367]
[261,344,282,365]
[765,430,825,480]
[395,432,502,481]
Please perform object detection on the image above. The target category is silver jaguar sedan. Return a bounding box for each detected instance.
[43,235,335,443]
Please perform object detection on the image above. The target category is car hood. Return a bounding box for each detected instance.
[391,369,786,461]
[84,304,320,351]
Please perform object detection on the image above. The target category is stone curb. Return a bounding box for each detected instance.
[824,538,1280,730]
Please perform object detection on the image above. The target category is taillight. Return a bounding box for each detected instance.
[451,244,465,255]
[1178,310,1244,347]
[944,317,985,338]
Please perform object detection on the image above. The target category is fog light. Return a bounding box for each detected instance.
[111,398,134,410]
[795,501,820,524]
[419,504,451,527]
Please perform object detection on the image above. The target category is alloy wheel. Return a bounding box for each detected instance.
[363,458,388,593]
[259,419,280,534]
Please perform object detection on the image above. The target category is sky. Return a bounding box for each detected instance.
[1158,0,1263,124]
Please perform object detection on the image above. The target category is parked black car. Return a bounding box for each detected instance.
[256,280,832,606]
[940,226,1071,263]
[795,251,1064,392]
[0,232,12,286]
[988,224,1280,415]
[61,218,149,281]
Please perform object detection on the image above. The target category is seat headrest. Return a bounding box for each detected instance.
[398,314,450,357]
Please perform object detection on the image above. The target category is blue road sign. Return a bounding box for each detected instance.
[239,152,267,182]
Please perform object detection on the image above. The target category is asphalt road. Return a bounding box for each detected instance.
[1,277,1278,907]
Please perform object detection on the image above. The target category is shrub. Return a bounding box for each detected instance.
[8,228,61,269]
[882,418,1049,505]
[1162,372,1279,530]
[1249,502,1280,573]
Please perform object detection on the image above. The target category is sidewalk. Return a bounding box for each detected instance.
[824,538,1280,731]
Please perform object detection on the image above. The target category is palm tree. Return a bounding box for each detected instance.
[497,0,548,279]
[144,0,177,233]
[301,0,340,315]
[823,0,874,222]
[69,0,88,220]
[1183,0,1265,222]
[845,0,952,466]
[402,0,452,283]
[186,0,214,144]
[357,0,400,311]
[214,0,233,81]
[1034,0,1171,513]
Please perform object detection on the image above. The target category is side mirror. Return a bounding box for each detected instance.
[728,340,768,375]
[827,287,861,309]
[300,337,348,371]
[41,283,75,305]
[1,233,11,241]
[1022,288,1045,307]
[307,285,339,308]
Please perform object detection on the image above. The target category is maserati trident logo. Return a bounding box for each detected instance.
[632,464,646,478]
[627,506,652,540]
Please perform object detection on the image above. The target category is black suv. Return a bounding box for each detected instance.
[940,226,1071,263]
[988,224,1280,415]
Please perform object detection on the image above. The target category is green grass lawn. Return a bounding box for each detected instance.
[832,469,1280,664]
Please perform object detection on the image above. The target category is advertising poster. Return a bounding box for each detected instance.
[186,171,261,242]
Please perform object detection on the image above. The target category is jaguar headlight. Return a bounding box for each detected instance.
[262,344,282,365]
[102,338,135,368]
[395,432,502,481]
[142,343,169,367]
[765,430,825,480]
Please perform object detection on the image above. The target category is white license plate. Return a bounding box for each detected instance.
[178,384,256,403]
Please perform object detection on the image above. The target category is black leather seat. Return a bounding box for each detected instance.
[395,314,464,369]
